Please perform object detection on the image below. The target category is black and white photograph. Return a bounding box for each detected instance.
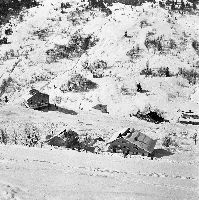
[0,0,199,199]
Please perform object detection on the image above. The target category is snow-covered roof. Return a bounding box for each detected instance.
[124,131,157,153]
[107,128,157,153]
[106,127,130,144]
[22,91,49,101]
[23,93,33,101]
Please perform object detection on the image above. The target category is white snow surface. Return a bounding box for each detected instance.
[0,143,198,200]
[0,104,199,200]
[0,0,199,117]
[0,0,199,199]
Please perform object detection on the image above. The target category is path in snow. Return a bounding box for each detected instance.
[0,144,198,200]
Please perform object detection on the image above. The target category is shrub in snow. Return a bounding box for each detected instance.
[0,0,40,25]
[156,67,171,77]
[46,34,98,63]
[67,33,98,56]
[126,45,142,60]
[61,2,71,9]
[7,124,41,147]
[89,0,105,8]
[46,49,57,63]
[120,85,131,95]
[32,28,50,41]
[0,77,13,96]
[23,124,41,147]
[81,136,97,152]
[83,60,107,78]
[168,39,177,50]
[144,33,176,54]
[0,37,8,45]
[104,0,143,6]
[0,49,17,62]
[140,20,151,28]
[67,10,81,26]
[106,0,113,6]
[141,65,172,77]
[162,136,172,147]
[29,72,51,84]
[79,134,105,153]
[162,136,179,148]
[0,129,8,144]
[79,135,93,150]
[60,74,98,93]
[87,0,112,15]
[167,92,179,101]
[177,68,199,84]
[140,65,153,77]
[176,78,189,88]
[192,40,199,52]
[159,1,165,8]
[101,7,112,16]
[145,36,163,52]
[193,2,197,10]
[54,96,62,104]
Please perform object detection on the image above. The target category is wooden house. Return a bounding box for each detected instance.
[24,90,49,109]
[107,127,157,156]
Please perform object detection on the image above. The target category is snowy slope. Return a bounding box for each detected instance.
[0,0,199,117]
[0,1,199,199]
[0,144,198,200]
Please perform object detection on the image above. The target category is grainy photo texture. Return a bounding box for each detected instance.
[0,0,199,199]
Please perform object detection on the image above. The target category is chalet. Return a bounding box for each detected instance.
[107,127,157,156]
[24,89,49,109]
[45,129,80,148]
[93,104,108,113]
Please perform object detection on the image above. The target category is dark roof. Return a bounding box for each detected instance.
[107,128,157,153]
[28,92,49,99]
[124,131,157,153]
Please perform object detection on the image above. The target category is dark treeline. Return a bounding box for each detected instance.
[103,0,198,6]
[0,0,40,25]
[103,0,150,6]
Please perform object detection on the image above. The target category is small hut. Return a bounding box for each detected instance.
[93,104,108,113]
[107,128,157,156]
[24,89,49,109]
[45,129,80,148]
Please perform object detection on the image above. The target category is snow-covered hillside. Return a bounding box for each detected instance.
[0,0,199,199]
[0,0,199,117]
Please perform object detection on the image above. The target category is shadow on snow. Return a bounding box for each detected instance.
[152,148,174,158]
[37,104,78,115]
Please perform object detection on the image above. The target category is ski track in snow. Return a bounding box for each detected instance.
[0,144,198,200]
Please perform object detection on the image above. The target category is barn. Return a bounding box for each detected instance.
[24,90,49,109]
[107,127,157,156]
[93,104,108,113]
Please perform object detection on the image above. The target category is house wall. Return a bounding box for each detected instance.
[125,131,157,153]
[27,93,49,108]
[109,139,149,156]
